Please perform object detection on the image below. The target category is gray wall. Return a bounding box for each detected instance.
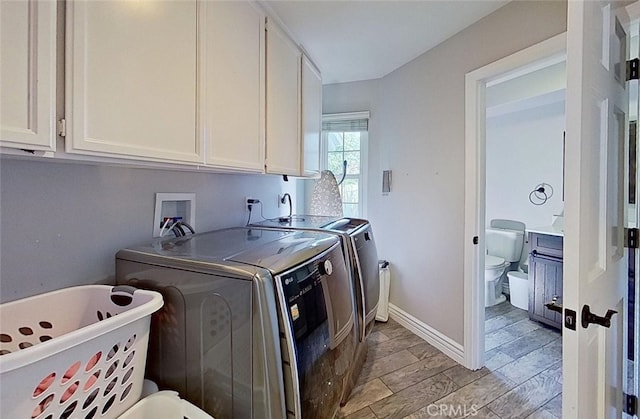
[0,158,296,303]
[306,79,382,211]
[323,1,567,344]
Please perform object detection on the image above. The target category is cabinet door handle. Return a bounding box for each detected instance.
[544,296,563,313]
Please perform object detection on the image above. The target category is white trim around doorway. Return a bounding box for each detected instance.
[463,33,567,370]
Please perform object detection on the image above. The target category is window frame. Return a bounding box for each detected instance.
[320,128,368,218]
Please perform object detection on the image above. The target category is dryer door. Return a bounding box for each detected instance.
[275,244,356,419]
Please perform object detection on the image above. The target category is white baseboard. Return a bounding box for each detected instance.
[388,303,465,365]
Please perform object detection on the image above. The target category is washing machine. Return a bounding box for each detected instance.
[116,227,357,419]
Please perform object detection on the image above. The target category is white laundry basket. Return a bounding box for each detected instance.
[0,285,163,419]
[118,391,214,419]
[376,260,391,322]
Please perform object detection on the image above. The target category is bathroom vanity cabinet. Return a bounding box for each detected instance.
[528,231,563,330]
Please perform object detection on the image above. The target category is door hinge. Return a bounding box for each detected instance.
[57,118,67,137]
[624,393,637,416]
[626,228,639,249]
[627,58,639,81]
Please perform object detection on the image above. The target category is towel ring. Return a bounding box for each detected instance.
[529,183,554,206]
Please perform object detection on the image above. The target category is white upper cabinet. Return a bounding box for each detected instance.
[265,20,322,178]
[203,1,265,172]
[301,55,322,177]
[65,1,202,163]
[2,1,319,174]
[1,0,56,151]
[265,19,302,176]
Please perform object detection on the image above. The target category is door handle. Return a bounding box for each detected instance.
[544,296,563,313]
[581,305,618,329]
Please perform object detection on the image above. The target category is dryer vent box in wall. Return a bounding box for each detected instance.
[153,193,196,237]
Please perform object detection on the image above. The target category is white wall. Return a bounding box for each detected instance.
[486,98,566,229]
[324,1,567,345]
[0,158,296,303]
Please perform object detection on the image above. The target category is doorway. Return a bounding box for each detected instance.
[464,34,566,414]
[465,21,640,416]
[463,33,567,371]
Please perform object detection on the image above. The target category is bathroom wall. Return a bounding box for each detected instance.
[0,158,297,303]
[485,97,566,230]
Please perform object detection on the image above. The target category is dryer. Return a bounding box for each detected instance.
[116,227,356,419]
[251,216,379,340]
[251,216,379,402]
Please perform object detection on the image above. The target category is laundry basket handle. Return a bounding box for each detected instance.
[110,285,137,306]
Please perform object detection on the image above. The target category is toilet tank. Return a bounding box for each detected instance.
[486,228,524,262]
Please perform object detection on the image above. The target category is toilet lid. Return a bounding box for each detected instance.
[485,254,506,268]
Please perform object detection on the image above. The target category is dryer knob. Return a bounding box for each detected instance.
[319,260,333,276]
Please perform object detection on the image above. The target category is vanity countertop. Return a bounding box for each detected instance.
[526,225,564,237]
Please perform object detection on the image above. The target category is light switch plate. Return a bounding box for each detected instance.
[382,170,392,194]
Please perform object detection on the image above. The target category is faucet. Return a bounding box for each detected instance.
[280,193,293,220]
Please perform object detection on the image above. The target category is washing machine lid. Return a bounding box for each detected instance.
[118,227,335,273]
[119,227,284,259]
[252,216,372,236]
[485,254,506,268]
[321,217,370,234]
[226,231,339,274]
[251,215,340,229]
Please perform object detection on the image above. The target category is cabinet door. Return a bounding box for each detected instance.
[1,0,56,151]
[203,1,264,172]
[265,19,301,176]
[529,253,563,329]
[66,1,202,163]
[300,55,321,177]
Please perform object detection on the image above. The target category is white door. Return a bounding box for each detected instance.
[564,0,635,417]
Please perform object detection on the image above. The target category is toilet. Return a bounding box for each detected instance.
[485,254,509,306]
[484,220,525,307]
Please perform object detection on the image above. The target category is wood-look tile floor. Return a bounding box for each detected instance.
[339,301,562,419]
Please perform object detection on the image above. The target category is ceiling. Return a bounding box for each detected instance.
[263,0,510,85]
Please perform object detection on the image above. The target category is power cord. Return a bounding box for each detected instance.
[246,199,267,226]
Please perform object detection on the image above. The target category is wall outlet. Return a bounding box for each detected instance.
[245,197,254,211]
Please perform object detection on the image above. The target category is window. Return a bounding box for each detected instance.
[321,112,369,217]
